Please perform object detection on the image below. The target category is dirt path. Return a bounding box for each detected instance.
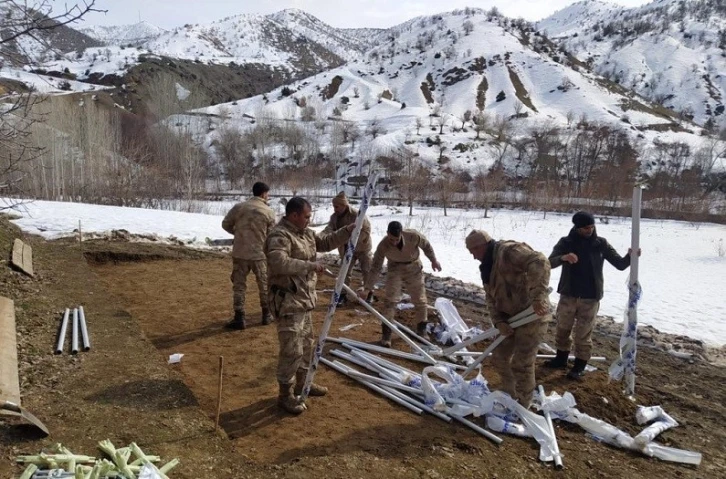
[1,221,723,478]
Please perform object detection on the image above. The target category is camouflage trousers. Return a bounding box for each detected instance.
[276,311,314,385]
[554,295,600,361]
[231,258,268,313]
[492,317,547,406]
[341,250,373,289]
[382,261,427,326]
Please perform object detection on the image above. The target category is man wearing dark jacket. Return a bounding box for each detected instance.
[546,211,638,380]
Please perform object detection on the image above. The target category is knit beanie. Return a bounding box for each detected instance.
[572,211,595,228]
[332,192,348,208]
[465,230,492,249]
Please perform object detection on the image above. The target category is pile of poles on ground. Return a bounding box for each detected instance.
[320,290,702,468]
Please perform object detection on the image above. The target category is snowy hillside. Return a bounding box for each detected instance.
[80,21,166,46]
[538,0,726,128]
[176,8,706,182]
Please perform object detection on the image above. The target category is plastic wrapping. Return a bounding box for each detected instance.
[486,416,531,437]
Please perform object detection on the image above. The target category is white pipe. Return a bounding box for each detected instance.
[537,355,606,362]
[339,283,438,364]
[331,350,404,382]
[78,306,90,351]
[55,308,70,355]
[538,385,564,469]
[328,337,431,364]
[336,364,424,396]
[71,308,79,355]
[320,357,423,415]
[441,328,499,356]
[379,385,452,423]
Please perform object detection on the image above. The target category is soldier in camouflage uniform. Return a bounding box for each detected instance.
[322,192,372,305]
[265,197,355,414]
[465,230,551,408]
[546,211,637,380]
[222,182,276,330]
[360,221,442,347]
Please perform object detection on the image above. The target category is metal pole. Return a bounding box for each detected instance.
[339,283,438,364]
[78,306,90,351]
[625,186,642,396]
[300,172,379,403]
[71,308,79,355]
[54,308,70,354]
[321,357,423,415]
[328,337,432,364]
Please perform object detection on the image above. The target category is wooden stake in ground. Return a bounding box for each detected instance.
[78,219,83,256]
[215,356,224,430]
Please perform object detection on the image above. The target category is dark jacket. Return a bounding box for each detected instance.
[549,228,630,300]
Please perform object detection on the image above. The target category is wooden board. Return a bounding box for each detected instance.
[10,238,33,277]
[0,296,20,405]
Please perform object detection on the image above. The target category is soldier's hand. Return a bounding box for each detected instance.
[495,321,514,337]
[432,260,442,272]
[346,223,356,232]
[358,289,370,299]
[562,253,578,264]
[533,301,549,317]
[311,262,326,273]
[628,248,642,257]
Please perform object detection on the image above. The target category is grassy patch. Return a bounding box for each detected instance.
[321,75,344,100]
[420,82,434,104]
[620,98,677,121]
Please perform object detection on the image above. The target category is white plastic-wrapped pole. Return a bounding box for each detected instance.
[300,171,378,403]
[78,306,91,351]
[54,308,70,354]
[538,385,564,469]
[609,186,642,397]
[71,308,80,355]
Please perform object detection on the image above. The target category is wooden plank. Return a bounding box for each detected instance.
[10,238,33,277]
[0,296,21,406]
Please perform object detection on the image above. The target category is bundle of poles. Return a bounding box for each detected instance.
[55,306,91,355]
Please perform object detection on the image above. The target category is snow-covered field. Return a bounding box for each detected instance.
[4,199,725,345]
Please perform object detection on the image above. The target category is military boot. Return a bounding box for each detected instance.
[261,307,273,325]
[277,383,305,414]
[567,358,588,381]
[225,311,246,330]
[378,324,392,348]
[544,349,570,369]
[294,371,328,397]
[416,321,429,339]
[336,291,348,307]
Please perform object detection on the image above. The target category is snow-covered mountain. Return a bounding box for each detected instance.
[538,0,726,128]
[174,8,705,185]
[80,21,166,46]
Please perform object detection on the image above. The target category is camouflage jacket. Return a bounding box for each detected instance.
[322,206,372,257]
[365,229,437,290]
[265,217,351,315]
[481,240,551,323]
[222,197,276,261]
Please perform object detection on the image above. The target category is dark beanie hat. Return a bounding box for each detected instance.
[572,211,595,228]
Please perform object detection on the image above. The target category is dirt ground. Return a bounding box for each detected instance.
[1,217,725,478]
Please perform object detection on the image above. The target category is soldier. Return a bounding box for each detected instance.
[545,211,639,380]
[266,197,355,414]
[360,221,442,347]
[222,181,276,330]
[322,192,372,305]
[465,230,551,408]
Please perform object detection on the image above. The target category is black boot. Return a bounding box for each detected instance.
[378,324,392,348]
[567,358,588,381]
[225,311,246,330]
[365,291,374,304]
[416,321,429,339]
[336,291,348,307]
[261,307,272,325]
[544,350,570,369]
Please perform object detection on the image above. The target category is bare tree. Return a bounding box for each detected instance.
[436,169,466,216]
[1,0,103,208]
[473,110,489,140]
[415,116,423,135]
[391,147,429,216]
[366,118,384,139]
[463,19,475,35]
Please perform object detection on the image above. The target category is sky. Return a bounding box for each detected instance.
[71,0,653,30]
